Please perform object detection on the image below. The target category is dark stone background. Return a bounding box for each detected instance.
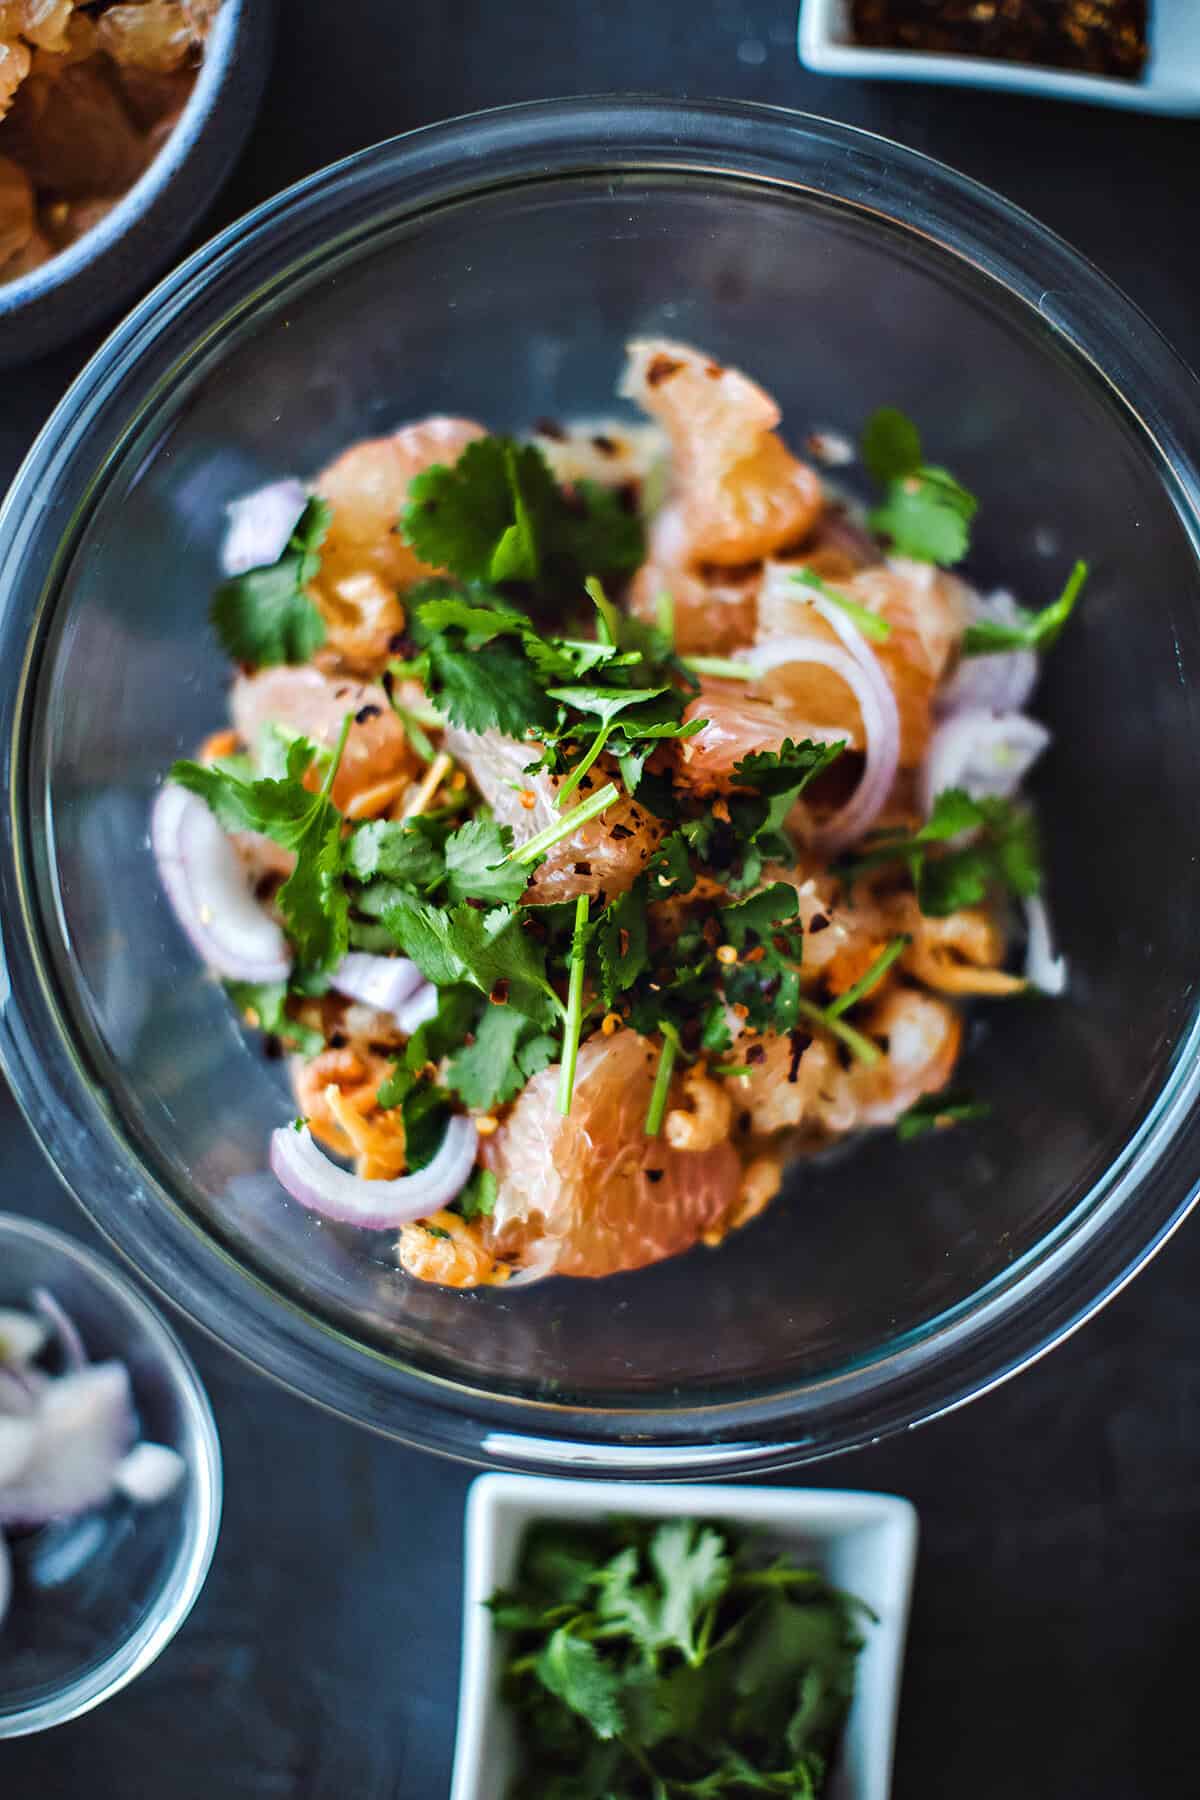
[2,5,1198,1794]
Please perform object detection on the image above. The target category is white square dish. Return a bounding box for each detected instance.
[798,0,1200,113]
[451,1475,918,1800]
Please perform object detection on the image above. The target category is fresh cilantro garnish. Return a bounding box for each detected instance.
[441,819,530,907]
[383,894,563,1027]
[171,720,351,971]
[444,1002,556,1112]
[400,436,643,598]
[897,1091,992,1140]
[458,1166,498,1220]
[963,560,1088,657]
[371,1060,452,1171]
[717,884,805,1036]
[489,1515,864,1796]
[344,816,445,891]
[861,406,977,566]
[727,738,846,887]
[838,787,1041,916]
[210,496,330,666]
[224,980,323,1056]
[595,882,651,1008]
[557,894,593,1115]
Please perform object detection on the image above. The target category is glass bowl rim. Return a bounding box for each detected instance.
[0,1212,223,1737]
[2,95,1200,1478]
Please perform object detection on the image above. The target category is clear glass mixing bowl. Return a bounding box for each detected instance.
[2,99,1199,1478]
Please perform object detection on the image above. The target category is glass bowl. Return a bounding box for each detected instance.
[1,99,1199,1479]
[0,1214,222,1735]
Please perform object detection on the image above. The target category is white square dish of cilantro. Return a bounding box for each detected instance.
[451,1475,917,1800]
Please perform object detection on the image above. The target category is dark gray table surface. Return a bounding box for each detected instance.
[3,5,1200,1795]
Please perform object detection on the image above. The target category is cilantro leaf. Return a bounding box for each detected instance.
[210,496,330,667]
[732,738,846,801]
[442,819,528,906]
[400,436,644,598]
[444,1002,555,1110]
[345,818,444,891]
[963,559,1088,657]
[534,1630,625,1742]
[171,733,348,971]
[225,980,323,1056]
[370,1062,451,1170]
[860,408,977,566]
[897,1090,992,1140]
[839,788,1042,916]
[595,882,651,1007]
[383,896,562,1026]
[650,1520,730,1667]
[425,634,556,737]
[458,1167,498,1219]
[719,882,801,947]
[647,830,697,896]
[861,405,922,482]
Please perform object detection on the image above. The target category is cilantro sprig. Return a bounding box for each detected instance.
[400,435,644,597]
[897,1090,993,1141]
[172,718,352,971]
[838,787,1041,917]
[491,1515,865,1796]
[210,496,331,667]
[963,560,1088,657]
[861,406,977,566]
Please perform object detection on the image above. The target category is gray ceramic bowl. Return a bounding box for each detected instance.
[0,0,275,368]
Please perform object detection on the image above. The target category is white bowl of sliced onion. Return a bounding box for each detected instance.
[0,1214,221,1737]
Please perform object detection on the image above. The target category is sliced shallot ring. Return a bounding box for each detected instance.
[394,982,439,1036]
[270,1116,480,1229]
[0,1363,136,1527]
[747,629,900,852]
[115,1443,187,1505]
[920,709,1050,817]
[33,1289,87,1374]
[1024,894,1068,996]
[153,784,292,984]
[330,952,425,1017]
[220,477,307,576]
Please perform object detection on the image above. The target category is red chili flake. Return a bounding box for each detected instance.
[617,481,640,515]
[705,361,724,379]
[618,928,631,956]
[466,897,488,910]
[610,824,633,840]
[592,433,618,455]
[263,1036,283,1061]
[535,417,566,440]
[355,704,382,724]
[745,945,766,964]
[647,354,684,387]
[334,686,350,699]
[737,1110,752,1133]
[381,670,396,698]
[388,632,413,655]
[746,1043,766,1065]
[645,1168,664,1184]
[573,861,592,876]
[809,914,831,934]
[579,775,594,791]
[489,980,511,1005]
[329,1031,348,1049]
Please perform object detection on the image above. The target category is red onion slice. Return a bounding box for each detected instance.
[1024,894,1068,996]
[115,1443,186,1505]
[153,784,292,984]
[33,1289,87,1374]
[394,982,439,1037]
[920,709,1050,817]
[0,1416,37,1486]
[749,619,901,853]
[938,590,1038,718]
[270,1116,479,1229]
[0,1309,47,1367]
[0,1363,136,1527]
[330,952,425,1018]
[221,477,307,577]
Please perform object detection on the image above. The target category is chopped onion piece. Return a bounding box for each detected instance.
[749,594,901,852]
[330,952,425,1018]
[153,783,292,984]
[938,589,1038,718]
[0,1415,37,1487]
[920,709,1050,817]
[0,1363,135,1527]
[221,478,307,576]
[395,982,439,1036]
[1024,894,1068,996]
[115,1443,186,1506]
[270,1116,479,1229]
[0,1309,47,1368]
[33,1289,87,1374]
